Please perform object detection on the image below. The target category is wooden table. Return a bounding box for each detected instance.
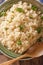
[0,54,43,65]
[0,54,19,65]
[0,43,43,65]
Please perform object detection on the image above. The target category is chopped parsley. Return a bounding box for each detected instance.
[41,16,43,19]
[17,40,22,45]
[19,25,24,31]
[36,27,42,33]
[16,8,24,13]
[29,15,33,19]
[0,11,6,17]
[32,5,37,11]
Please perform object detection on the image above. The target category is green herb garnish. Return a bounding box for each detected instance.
[41,16,43,19]
[36,27,42,33]
[19,25,24,31]
[16,8,24,13]
[32,5,37,11]
[0,11,6,17]
[29,15,33,19]
[17,40,22,45]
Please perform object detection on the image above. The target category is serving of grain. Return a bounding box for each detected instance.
[0,1,43,54]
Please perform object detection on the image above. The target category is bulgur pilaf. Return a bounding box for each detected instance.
[0,1,43,54]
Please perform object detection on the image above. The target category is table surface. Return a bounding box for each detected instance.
[0,54,43,65]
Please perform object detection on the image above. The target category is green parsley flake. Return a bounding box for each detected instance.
[32,5,37,11]
[16,8,24,13]
[41,16,43,19]
[19,25,24,31]
[0,11,6,17]
[37,27,42,33]
[29,15,33,19]
[17,40,22,45]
